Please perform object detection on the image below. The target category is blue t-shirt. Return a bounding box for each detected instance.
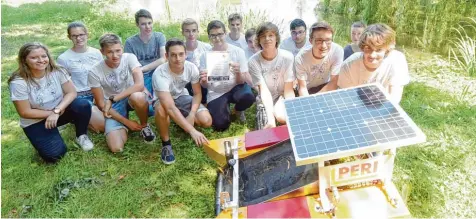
[343,44,354,61]
[124,32,166,74]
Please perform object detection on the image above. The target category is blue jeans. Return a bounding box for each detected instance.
[104,97,134,135]
[22,98,91,163]
[76,90,94,105]
[207,83,255,131]
[185,82,208,104]
[144,71,155,117]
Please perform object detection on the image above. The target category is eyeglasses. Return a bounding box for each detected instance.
[71,33,87,39]
[209,33,225,39]
[291,30,305,36]
[312,38,332,45]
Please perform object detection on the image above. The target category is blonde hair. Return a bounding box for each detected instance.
[8,42,63,86]
[359,23,396,51]
[181,18,198,31]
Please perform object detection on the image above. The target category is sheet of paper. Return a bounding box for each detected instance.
[206,51,230,82]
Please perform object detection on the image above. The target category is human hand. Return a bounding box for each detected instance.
[103,100,112,118]
[125,120,143,131]
[263,121,276,129]
[45,113,60,129]
[229,62,240,75]
[189,129,209,146]
[199,70,208,84]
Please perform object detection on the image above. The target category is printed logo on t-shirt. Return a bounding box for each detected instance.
[33,78,59,107]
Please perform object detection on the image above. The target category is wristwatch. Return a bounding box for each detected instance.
[109,95,116,103]
[53,107,61,114]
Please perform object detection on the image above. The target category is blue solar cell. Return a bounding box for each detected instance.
[285,84,419,162]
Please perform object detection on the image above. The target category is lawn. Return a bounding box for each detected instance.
[2,1,476,218]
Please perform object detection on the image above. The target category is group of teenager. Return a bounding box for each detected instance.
[8,9,409,165]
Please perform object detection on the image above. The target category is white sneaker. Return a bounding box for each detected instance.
[76,134,94,151]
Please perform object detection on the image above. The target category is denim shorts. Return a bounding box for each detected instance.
[144,71,155,117]
[154,95,208,117]
[105,97,134,135]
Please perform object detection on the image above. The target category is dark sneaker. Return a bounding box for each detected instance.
[237,111,246,123]
[140,124,156,144]
[161,145,175,165]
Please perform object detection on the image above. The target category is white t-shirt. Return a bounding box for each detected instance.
[225,33,248,51]
[186,40,211,69]
[337,51,410,92]
[57,47,103,92]
[10,69,71,128]
[153,61,200,99]
[245,47,259,60]
[88,53,141,99]
[295,42,344,89]
[248,49,295,102]
[200,44,249,103]
[279,36,311,57]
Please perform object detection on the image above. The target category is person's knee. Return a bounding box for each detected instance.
[71,99,91,113]
[241,92,256,107]
[199,113,213,128]
[275,114,287,124]
[212,116,230,131]
[40,143,67,163]
[130,92,147,108]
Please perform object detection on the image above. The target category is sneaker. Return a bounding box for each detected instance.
[161,145,175,165]
[75,134,94,151]
[140,124,156,144]
[237,111,246,123]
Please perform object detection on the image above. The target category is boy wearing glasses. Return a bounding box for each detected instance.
[199,20,255,131]
[182,18,211,104]
[337,23,410,103]
[295,21,344,96]
[225,13,248,51]
[280,19,311,56]
[125,9,166,115]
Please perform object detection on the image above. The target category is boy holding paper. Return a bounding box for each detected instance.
[200,20,255,131]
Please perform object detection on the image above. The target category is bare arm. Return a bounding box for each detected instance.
[57,80,77,112]
[141,47,166,73]
[319,75,338,93]
[190,82,202,114]
[297,79,309,97]
[388,85,404,104]
[259,84,276,128]
[283,81,295,99]
[13,100,53,119]
[113,66,145,101]
[158,91,197,133]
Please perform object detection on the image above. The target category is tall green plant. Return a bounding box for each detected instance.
[449,17,476,77]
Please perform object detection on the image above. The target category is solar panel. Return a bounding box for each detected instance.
[285,83,426,166]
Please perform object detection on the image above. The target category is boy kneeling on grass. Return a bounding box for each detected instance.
[153,38,212,165]
[89,33,156,153]
[337,23,410,104]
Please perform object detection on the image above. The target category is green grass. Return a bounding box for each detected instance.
[2,1,476,218]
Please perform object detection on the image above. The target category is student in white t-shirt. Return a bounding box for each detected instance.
[181,18,211,104]
[199,20,255,131]
[337,23,410,103]
[153,38,212,164]
[295,21,344,96]
[57,21,105,133]
[280,19,311,56]
[244,28,260,59]
[88,34,156,153]
[224,13,248,50]
[343,21,366,60]
[248,22,296,128]
[9,42,94,162]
